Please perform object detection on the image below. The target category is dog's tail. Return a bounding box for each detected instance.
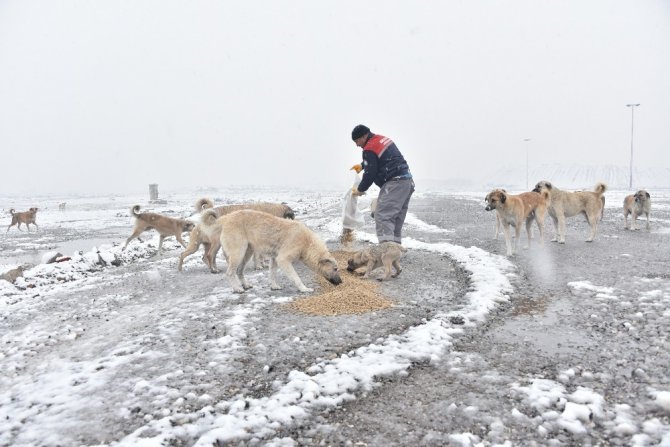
[200,209,218,227]
[130,205,141,217]
[195,198,214,212]
[9,208,15,215]
[282,204,295,220]
[594,182,607,196]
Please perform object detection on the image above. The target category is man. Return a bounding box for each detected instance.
[350,124,414,244]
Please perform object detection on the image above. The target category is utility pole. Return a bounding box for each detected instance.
[626,104,640,189]
[524,138,531,190]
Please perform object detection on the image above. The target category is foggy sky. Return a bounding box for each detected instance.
[1,0,669,196]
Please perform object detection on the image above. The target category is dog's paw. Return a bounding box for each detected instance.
[299,287,314,293]
[270,285,282,290]
[233,287,246,293]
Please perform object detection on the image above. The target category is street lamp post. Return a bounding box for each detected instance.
[524,138,531,190]
[626,103,640,189]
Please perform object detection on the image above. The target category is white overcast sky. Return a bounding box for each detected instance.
[1,0,669,195]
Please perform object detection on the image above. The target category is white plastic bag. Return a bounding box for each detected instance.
[342,173,365,230]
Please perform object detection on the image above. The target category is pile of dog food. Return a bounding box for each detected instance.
[287,250,394,316]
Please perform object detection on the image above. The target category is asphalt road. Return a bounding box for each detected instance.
[2,191,669,446]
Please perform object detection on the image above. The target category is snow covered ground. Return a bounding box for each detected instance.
[1,186,670,446]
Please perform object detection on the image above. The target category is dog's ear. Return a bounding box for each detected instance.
[501,188,507,193]
[500,193,506,204]
[646,192,650,198]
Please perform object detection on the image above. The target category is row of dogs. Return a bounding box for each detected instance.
[121,198,406,293]
[484,180,652,256]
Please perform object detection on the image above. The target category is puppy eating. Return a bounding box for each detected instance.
[347,241,407,281]
[624,190,651,230]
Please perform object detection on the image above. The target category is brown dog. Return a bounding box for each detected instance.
[533,181,607,244]
[346,241,407,281]
[209,209,342,293]
[179,198,297,272]
[624,190,651,230]
[7,208,39,232]
[122,205,195,252]
[484,189,549,256]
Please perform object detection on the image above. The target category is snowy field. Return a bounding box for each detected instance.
[1,186,670,446]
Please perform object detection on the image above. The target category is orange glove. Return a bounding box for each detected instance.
[350,164,363,174]
[351,187,365,196]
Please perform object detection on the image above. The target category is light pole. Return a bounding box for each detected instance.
[626,103,640,189]
[524,138,531,190]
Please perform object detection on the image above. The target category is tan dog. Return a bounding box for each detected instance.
[177,215,223,273]
[485,189,505,240]
[7,208,39,232]
[346,241,407,281]
[484,189,549,256]
[58,202,66,211]
[624,190,651,230]
[195,198,295,219]
[122,205,195,252]
[533,181,607,243]
[209,209,342,293]
[179,198,297,272]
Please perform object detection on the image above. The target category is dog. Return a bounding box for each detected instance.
[58,202,66,211]
[122,205,195,252]
[484,189,549,256]
[179,198,297,272]
[532,181,607,243]
[346,241,407,281]
[7,208,39,232]
[624,190,651,230]
[177,213,223,273]
[485,189,505,240]
[195,198,295,220]
[209,209,342,293]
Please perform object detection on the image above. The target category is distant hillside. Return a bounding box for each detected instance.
[420,164,670,192]
[482,164,670,191]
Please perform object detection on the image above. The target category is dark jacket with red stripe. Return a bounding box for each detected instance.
[357,133,411,192]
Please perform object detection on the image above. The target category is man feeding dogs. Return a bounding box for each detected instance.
[347,124,413,281]
[349,124,415,244]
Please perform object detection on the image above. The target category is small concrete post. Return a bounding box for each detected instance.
[149,184,159,202]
